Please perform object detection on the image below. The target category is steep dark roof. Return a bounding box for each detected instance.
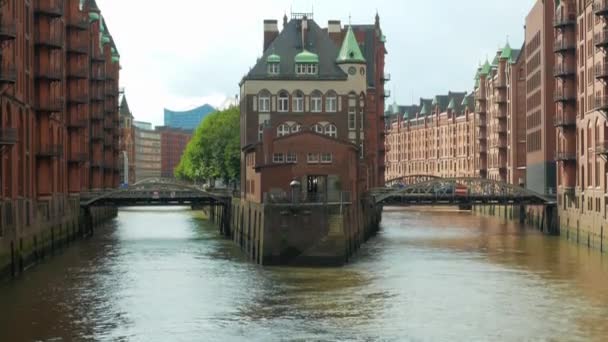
[419,98,433,116]
[351,25,378,87]
[244,19,347,82]
[446,91,467,114]
[433,95,450,112]
[119,94,132,117]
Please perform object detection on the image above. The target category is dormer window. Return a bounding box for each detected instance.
[266,53,281,75]
[294,50,319,76]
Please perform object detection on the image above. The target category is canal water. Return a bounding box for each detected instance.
[1,207,608,341]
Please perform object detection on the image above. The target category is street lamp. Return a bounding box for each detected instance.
[290,179,301,204]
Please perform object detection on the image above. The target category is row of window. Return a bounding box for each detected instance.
[267,63,318,76]
[276,121,338,138]
[272,152,333,164]
[258,91,339,113]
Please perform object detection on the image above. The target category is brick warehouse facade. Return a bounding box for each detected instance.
[0,0,120,275]
[157,126,191,179]
[385,42,527,186]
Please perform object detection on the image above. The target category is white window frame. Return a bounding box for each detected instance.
[286,152,297,163]
[277,124,290,137]
[348,108,356,130]
[307,153,319,164]
[293,93,304,112]
[273,153,285,163]
[325,124,337,138]
[295,64,305,74]
[311,94,322,112]
[259,95,270,112]
[326,95,337,112]
[278,92,289,112]
[320,152,333,164]
[268,63,279,75]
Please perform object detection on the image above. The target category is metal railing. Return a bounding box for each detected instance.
[34,0,64,17]
[0,128,18,144]
[36,98,63,112]
[37,144,63,158]
[263,191,352,204]
[0,18,17,40]
[67,40,88,54]
[594,0,608,15]
[595,30,608,47]
[596,141,608,155]
[68,151,88,162]
[555,151,577,161]
[0,66,16,83]
[554,12,576,27]
[554,38,576,52]
[67,15,89,30]
[555,63,576,77]
[554,113,576,127]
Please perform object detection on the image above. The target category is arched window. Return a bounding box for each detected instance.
[278,91,289,112]
[311,90,322,112]
[326,91,337,112]
[258,90,270,113]
[291,123,302,133]
[325,124,337,138]
[312,123,324,134]
[277,124,290,137]
[293,90,304,112]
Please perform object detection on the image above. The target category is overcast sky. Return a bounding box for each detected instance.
[97,0,533,126]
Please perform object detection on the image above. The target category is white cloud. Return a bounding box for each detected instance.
[97,0,533,124]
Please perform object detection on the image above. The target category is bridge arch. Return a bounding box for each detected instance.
[385,174,441,188]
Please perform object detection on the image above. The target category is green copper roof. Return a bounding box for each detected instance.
[112,56,119,63]
[101,34,111,44]
[295,49,319,64]
[480,60,491,75]
[403,112,409,120]
[461,95,469,107]
[89,12,100,22]
[420,102,429,116]
[447,98,456,110]
[500,42,512,60]
[491,55,499,66]
[336,26,366,64]
[432,97,438,106]
[267,53,280,63]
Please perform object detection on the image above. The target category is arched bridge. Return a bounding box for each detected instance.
[80,178,230,208]
[374,178,555,206]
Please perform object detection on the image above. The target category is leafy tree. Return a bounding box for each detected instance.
[175,106,240,186]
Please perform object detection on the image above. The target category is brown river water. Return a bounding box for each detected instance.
[1,207,608,341]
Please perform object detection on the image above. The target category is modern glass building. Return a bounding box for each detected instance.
[164,104,216,130]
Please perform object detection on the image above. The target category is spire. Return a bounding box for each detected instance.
[447,98,456,110]
[336,25,366,64]
[480,59,491,75]
[283,13,288,27]
[119,94,132,117]
[500,41,513,60]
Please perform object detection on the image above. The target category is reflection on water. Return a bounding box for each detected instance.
[1,207,608,341]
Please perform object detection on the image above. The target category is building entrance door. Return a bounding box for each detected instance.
[307,175,327,201]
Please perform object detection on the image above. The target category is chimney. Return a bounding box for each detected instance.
[328,20,342,46]
[263,20,279,51]
[262,125,274,165]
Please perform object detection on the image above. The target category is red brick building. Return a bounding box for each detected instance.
[0,0,120,271]
[156,126,192,179]
[240,13,386,203]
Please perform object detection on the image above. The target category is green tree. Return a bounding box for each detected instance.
[175,106,240,186]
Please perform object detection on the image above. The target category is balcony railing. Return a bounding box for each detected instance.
[90,110,104,120]
[0,66,17,84]
[67,116,87,129]
[382,73,391,82]
[554,63,576,78]
[0,128,18,145]
[596,141,608,155]
[479,145,488,153]
[36,67,62,81]
[68,94,88,104]
[554,112,577,127]
[90,93,105,102]
[493,77,507,89]
[476,117,487,127]
[67,15,89,30]
[67,40,88,54]
[37,144,63,158]
[495,108,507,119]
[554,12,576,28]
[595,30,608,48]
[67,66,87,79]
[595,95,608,111]
[594,0,608,16]
[0,19,17,40]
[554,38,576,53]
[496,122,507,133]
[36,34,64,49]
[36,98,63,112]
[68,152,88,163]
[595,63,608,80]
[383,90,391,98]
[554,89,576,102]
[495,93,507,104]
[34,0,64,17]
[475,90,486,101]
[555,151,577,162]
[91,161,104,169]
[477,130,487,140]
[91,131,104,141]
[496,139,507,149]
